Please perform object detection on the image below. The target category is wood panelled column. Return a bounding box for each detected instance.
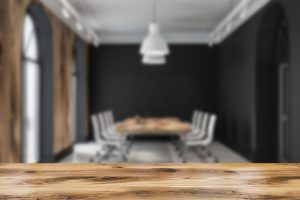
[0,0,86,162]
[48,16,75,154]
[0,0,32,162]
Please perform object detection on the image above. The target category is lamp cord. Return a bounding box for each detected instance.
[152,0,157,23]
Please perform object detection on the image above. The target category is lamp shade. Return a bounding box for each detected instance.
[142,54,166,65]
[140,23,169,56]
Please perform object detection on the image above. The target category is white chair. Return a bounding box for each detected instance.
[190,110,199,127]
[105,111,123,134]
[175,110,203,150]
[98,112,126,141]
[102,111,133,153]
[185,112,209,140]
[106,110,120,129]
[194,111,203,128]
[92,115,127,161]
[177,112,207,151]
[105,111,128,140]
[182,114,218,163]
[72,115,105,163]
[73,143,103,163]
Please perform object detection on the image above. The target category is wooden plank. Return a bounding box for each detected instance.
[0,0,32,162]
[0,0,88,162]
[47,11,75,154]
[116,117,192,135]
[0,164,299,199]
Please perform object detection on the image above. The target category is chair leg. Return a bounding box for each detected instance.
[126,141,133,154]
[90,151,101,163]
[196,146,206,159]
[196,146,218,163]
[174,140,184,152]
[205,149,218,163]
[182,145,188,163]
[122,153,127,162]
[100,146,114,162]
[108,143,128,163]
[204,154,218,163]
[178,147,184,157]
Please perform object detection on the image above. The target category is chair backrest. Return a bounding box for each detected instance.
[91,115,102,144]
[108,110,115,125]
[191,110,198,125]
[205,114,217,143]
[104,111,112,128]
[200,113,209,131]
[98,113,106,131]
[195,111,204,129]
[97,113,110,139]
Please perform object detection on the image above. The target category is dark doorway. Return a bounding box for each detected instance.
[72,38,88,142]
[256,4,290,162]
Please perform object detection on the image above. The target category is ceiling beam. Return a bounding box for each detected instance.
[61,0,101,45]
[209,0,271,45]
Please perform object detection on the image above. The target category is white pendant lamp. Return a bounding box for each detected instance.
[142,54,166,65]
[140,23,169,56]
[140,0,169,65]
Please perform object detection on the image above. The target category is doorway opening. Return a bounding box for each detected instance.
[22,13,41,163]
[72,38,88,143]
[21,4,54,163]
[72,56,78,143]
[256,4,290,162]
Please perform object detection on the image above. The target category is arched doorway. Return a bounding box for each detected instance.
[22,13,40,163]
[256,4,290,162]
[21,4,53,163]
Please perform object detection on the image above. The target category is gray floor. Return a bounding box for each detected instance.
[60,141,249,163]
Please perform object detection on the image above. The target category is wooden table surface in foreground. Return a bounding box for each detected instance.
[0,164,300,199]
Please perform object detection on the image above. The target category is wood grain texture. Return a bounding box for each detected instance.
[0,164,300,199]
[48,10,75,155]
[0,0,32,163]
[0,0,88,162]
[117,117,192,135]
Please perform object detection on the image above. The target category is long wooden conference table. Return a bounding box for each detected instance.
[116,116,192,135]
[0,164,300,199]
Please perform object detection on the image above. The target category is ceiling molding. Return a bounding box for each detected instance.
[40,0,100,45]
[100,32,210,44]
[209,0,271,45]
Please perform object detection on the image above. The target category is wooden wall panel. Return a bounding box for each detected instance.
[48,16,75,154]
[0,0,31,163]
[0,0,86,162]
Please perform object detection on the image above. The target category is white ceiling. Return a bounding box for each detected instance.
[40,0,271,45]
[69,0,238,43]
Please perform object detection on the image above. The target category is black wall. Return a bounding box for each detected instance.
[218,13,260,160]
[73,38,89,142]
[278,0,300,162]
[89,45,217,121]
[218,0,300,162]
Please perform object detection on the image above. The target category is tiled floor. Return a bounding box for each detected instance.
[60,141,249,163]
